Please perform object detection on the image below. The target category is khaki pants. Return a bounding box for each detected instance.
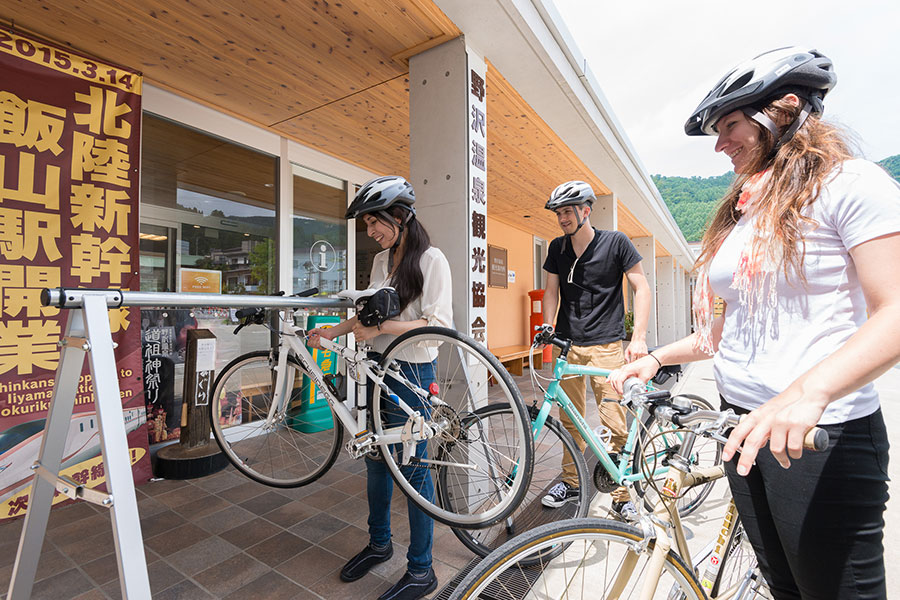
[555,341,630,502]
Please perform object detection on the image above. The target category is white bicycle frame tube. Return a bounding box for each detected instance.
[266,312,433,448]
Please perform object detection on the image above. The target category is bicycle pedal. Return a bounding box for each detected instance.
[347,430,377,459]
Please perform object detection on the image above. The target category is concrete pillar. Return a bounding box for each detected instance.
[656,256,676,345]
[631,236,657,346]
[674,263,686,340]
[593,193,617,231]
[685,270,694,334]
[409,38,488,344]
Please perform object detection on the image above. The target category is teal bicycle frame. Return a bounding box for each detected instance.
[529,353,670,488]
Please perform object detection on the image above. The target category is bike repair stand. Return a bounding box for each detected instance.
[7,292,151,599]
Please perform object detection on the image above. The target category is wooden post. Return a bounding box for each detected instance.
[154,328,228,478]
[181,329,216,449]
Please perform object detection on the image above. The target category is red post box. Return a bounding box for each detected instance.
[527,289,553,364]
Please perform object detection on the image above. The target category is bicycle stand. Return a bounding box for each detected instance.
[7,292,151,599]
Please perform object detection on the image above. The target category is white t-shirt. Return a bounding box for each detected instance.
[710,159,900,424]
[368,246,453,362]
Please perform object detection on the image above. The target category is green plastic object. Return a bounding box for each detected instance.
[288,314,340,433]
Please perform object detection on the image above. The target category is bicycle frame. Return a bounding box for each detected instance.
[530,355,671,487]
[614,461,757,600]
[255,310,443,460]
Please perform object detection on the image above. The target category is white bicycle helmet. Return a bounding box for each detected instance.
[346,175,416,220]
[545,181,596,211]
[685,47,836,138]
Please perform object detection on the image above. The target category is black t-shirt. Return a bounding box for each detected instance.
[543,228,642,345]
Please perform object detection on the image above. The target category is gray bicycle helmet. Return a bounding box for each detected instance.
[545,180,596,211]
[346,175,416,220]
[685,47,836,138]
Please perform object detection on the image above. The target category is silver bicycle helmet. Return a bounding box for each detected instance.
[685,47,836,137]
[545,181,596,211]
[346,175,416,220]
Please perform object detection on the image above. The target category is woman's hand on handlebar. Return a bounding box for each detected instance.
[608,355,660,395]
[723,385,830,475]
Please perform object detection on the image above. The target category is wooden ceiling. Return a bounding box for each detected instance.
[3,0,655,245]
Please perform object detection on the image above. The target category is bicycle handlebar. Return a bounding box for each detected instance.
[623,377,828,452]
[232,287,319,334]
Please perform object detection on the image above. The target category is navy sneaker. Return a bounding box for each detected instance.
[340,543,393,582]
[378,568,438,600]
[611,500,639,522]
[541,481,579,508]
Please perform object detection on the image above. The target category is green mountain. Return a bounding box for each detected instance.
[654,154,900,242]
[879,154,900,180]
[652,173,734,242]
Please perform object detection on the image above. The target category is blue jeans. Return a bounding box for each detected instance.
[366,358,436,574]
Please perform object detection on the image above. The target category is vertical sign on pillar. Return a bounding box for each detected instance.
[467,54,488,347]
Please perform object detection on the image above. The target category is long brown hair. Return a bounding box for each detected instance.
[695,95,855,283]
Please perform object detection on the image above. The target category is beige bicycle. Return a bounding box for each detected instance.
[448,379,827,599]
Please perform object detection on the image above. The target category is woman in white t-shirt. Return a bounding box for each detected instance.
[611,47,900,599]
[308,176,451,600]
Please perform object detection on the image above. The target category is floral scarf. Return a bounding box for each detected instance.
[692,169,780,355]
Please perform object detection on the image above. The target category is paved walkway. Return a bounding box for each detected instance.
[0,358,895,598]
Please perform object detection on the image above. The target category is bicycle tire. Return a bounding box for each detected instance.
[446,404,591,563]
[372,327,533,528]
[448,517,704,600]
[210,351,343,487]
[632,394,722,517]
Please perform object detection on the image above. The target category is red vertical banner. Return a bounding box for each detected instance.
[0,28,149,520]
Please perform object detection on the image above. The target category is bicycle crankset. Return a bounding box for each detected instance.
[593,453,620,493]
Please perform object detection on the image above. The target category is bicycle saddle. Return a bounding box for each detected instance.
[337,287,396,303]
[338,287,402,327]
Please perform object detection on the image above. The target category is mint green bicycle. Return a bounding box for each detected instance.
[449,325,720,560]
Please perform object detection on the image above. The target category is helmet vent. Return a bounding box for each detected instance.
[723,72,753,97]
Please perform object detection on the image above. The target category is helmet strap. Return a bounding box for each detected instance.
[570,204,591,236]
[743,101,813,160]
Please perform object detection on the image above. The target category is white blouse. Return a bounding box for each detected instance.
[368,246,453,362]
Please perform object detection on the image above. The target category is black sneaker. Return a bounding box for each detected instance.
[378,568,438,600]
[541,481,579,508]
[611,500,639,522]
[340,543,393,582]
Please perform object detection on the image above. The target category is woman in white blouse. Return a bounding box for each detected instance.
[309,175,451,600]
[611,47,900,599]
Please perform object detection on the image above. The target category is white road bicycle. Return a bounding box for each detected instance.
[209,287,534,528]
[448,380,828,599]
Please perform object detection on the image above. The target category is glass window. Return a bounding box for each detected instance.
[140,113,278,295]
[292,164,349,325]
[139,114,278,444]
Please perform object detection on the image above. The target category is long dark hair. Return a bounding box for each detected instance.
[375,206,431,310]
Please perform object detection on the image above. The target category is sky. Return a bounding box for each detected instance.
[551,0,900,177]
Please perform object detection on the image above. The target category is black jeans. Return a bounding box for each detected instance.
[720,398,889,600]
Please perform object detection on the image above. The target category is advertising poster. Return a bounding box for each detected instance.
[0,28,150,520]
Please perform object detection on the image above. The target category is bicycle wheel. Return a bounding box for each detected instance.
[210,351,343,487]
[449,518,704,600]
[447,404,590,564]
[632,394,722,516]
[372,327,533,528]
[707,519,771,599]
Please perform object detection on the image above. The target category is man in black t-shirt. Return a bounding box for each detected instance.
[539,181,651,519]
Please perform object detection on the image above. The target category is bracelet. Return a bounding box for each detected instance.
[648,352,662,368]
